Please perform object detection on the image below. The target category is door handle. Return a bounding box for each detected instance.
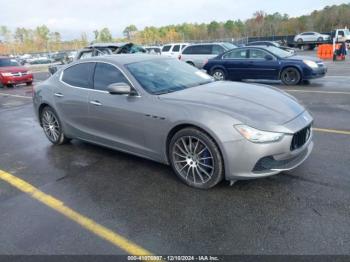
[54,93,64,97]
[90,100,102,106]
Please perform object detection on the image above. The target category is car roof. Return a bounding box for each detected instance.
[0,56,10,59]
[86,43,129,48]
[73,54,168,66]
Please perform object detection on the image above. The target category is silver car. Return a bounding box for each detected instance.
[294,32,331,43]
[180,42,237,69]
[33,55,313,189]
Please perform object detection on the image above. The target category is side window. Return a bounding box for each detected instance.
[162,45,171,52]
[212,45,225,55]
[249,49,269,59]
[223,49,247,59]
[79,51,93,59]
[93,63,129,91]
[181,45,187,50]
[172,45,180,52]
[182,46,194,54]
[62,63,95,88]
[197,45,212,55]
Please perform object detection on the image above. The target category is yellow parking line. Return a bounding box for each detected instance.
[313,128,350,135]
[286,90,350,95]
[0,169,152,256]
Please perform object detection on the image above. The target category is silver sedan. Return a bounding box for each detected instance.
[33,55,313,189]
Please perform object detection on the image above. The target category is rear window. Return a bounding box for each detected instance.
[162,45,172,52]
[62,62,95,89]
[223,49,248,59]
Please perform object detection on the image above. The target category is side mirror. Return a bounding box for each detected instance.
[107,82,132,95]
[265,55,274,61]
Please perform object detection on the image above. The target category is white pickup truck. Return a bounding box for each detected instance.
[331,28,350,43]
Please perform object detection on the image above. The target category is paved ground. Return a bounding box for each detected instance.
[0,53,349,257]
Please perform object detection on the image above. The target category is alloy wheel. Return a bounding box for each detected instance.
[172,136,215,184]
[212,70,225,81]
[42,110,61,142]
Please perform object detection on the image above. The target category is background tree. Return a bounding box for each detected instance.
[123,25,138,40]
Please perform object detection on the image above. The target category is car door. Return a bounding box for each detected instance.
[88,62,147,156]
[222,49,250,80]
[190,45,213,68]
[246,48,280,79]
[170,44,181,58]
[161,45,172,57]
[55,62,95,139]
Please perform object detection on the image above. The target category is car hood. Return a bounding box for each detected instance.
[0,66,28,73]
[285,55,322,62]
[159,81,305,129]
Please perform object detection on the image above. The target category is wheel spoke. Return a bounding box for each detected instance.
[195,167,205,183]
[173,151,187,159]
[198,162,214,169]
[180,138,190,153]
[197,165,212,178]
[175,143,187,156]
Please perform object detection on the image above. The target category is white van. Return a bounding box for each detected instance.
[161,43,189,58]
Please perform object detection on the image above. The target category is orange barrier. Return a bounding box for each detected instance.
[317,44,334,60]
[317,44,345,60]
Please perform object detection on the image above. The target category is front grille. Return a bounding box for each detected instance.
[11,72,27,77]
[290,125,311,151]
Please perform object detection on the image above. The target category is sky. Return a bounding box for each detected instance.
[0,0,347,40]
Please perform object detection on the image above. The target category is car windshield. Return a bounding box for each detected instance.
[222,42,237,50]
[264,46,293,58]
[126,59,214,95]
[0,58,20,67]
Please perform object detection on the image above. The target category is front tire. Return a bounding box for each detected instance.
[211,68,226,81]
[41,106,70,145]
[317,37,323,42]
[169,128,224,189]
[281,67,301,85]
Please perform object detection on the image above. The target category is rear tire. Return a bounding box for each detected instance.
[41,106,70,145]
[297,38,303,44]
[281,67,301,86]
[169,128,224,189]
[211,68,226,81]
[26,81,33,86]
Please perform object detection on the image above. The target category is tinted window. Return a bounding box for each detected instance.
[183,45,212,55]
[162,45,171,52]
[223,49,248,59]
[249,49,269,59]
[93,63,129,91]
[181,45,187,50]
[172,45,180,52]
[0,58,20,67]
[62,62,95,88]
[212,45,225,55]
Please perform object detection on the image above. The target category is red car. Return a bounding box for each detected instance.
[0,56,33,87]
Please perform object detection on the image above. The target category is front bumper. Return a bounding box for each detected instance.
[222,112,314,180]
[303,66,327,80]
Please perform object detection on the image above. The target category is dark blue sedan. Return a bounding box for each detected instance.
[203,46,327,85]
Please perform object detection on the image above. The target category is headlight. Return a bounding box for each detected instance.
[235,125,284,143]
[0,72,12,77]
[303,60,318,69]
